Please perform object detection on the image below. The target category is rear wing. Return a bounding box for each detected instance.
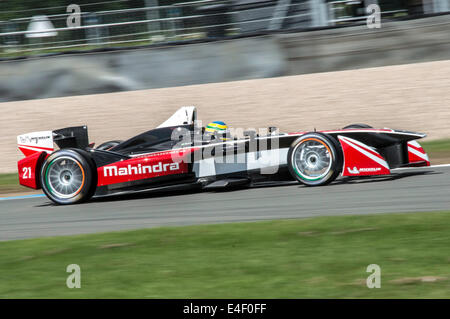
[53,126,89,150]
[17,131,54,157]
[17,126,89,157]
[17,131,54,189]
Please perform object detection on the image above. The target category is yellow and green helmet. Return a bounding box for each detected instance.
[205,121,228,134]
[205,121,230,140]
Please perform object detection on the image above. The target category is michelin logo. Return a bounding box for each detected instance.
[104,162,180,177]
[347,167,381,174]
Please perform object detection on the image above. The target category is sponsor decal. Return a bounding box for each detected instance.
[103,162,180,177]
[19,135,51,145]
[17,131,54,156]
[347,167,382,174]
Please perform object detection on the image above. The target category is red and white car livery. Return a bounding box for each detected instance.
[17,107,430,205]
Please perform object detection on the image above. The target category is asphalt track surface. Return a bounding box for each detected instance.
[1,166,449,241]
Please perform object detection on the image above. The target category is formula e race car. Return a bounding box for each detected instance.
[17,107,430,205]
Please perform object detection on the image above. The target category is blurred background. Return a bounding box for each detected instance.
[1,0,448,50]
[1,0,450,102]
[1,2,450,299]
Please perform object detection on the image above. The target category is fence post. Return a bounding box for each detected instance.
[268,0,292,30]
[145,0,161,41]
[309,0,328,27]
[433,0,450,12]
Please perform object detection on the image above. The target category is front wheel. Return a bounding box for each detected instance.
[40,149,96,205]
[287,133,343,186]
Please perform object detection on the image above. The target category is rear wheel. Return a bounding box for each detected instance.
[41,149,96,205]
[287,133,342,186]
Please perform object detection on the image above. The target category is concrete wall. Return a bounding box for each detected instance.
[279,14,450,74]
[0,37,286,102]
[1,15,450,102]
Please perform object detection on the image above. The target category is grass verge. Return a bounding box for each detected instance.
[0,173,20,195]
[420,139,450,164]
[0,211,449,298]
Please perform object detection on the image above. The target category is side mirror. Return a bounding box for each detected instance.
[171,126,190,143]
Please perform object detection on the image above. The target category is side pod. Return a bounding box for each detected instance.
[338,136,390,177]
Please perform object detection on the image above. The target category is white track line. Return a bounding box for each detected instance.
[391,163,450,171]
[0,194,45,201]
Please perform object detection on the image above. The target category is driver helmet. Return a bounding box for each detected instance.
[205,121,230,141]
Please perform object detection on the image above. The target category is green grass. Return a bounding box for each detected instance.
[0,211,449,298]
[421,139,450,163]
[421,139,450,152]
[0,173,21,194]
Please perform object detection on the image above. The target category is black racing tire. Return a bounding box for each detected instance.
[96,140,122,151]
[287,133,343,186]
[40,149,97,205]
[343,123,373,129]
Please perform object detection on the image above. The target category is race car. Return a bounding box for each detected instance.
[17,106,430,205]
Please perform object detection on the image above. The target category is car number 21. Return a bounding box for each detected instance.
[23,167,32,179]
